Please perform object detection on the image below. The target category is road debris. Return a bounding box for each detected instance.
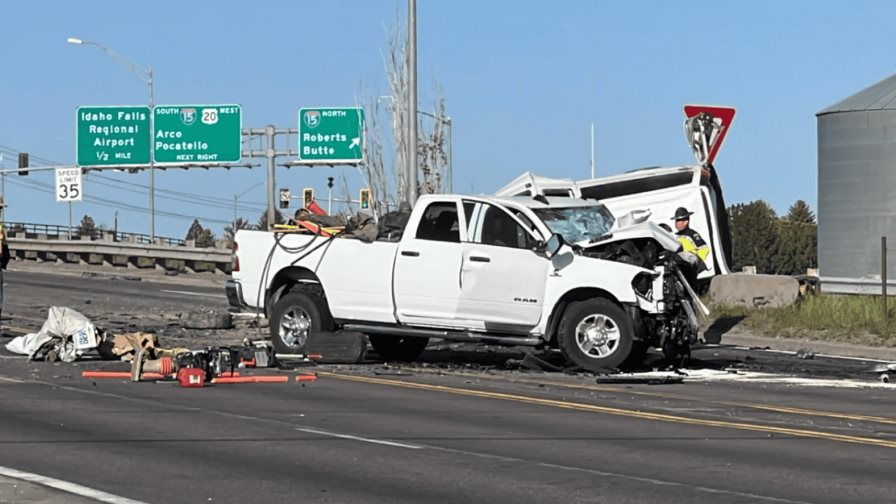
[304,330,367,364]
[870,362,896,383]
[504,352,564,372]
[594,374,685,385]
[96,332,161,362]
[178,309,233,330]
[82,342,318,387]
[4,306,101,361]
[796,348,817,360]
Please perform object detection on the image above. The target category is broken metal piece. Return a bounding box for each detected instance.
[594,375,685,385]
[795,348,816,360]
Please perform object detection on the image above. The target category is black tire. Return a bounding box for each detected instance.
[269,292,334,355]
[558,298,634,371]
[368,335,429,362]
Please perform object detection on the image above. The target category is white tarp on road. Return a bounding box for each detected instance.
[5,307,99,361]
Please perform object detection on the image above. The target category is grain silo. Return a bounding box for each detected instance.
[817,73,896,294]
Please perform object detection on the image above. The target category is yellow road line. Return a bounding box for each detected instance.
[319,372,896,450]
[405,367,896,426]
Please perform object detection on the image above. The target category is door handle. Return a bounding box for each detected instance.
[401,251,420,257]
[469,255,490,263]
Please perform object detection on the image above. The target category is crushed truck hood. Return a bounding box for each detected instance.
[575,221,682,253]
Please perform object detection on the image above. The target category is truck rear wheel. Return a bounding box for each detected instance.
[558,298,633,371]
[368,335,429,362]
[270,292,333,355]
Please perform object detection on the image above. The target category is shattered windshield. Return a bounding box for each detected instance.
[533,205,616,244]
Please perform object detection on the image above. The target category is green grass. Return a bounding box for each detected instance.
[706,294,896,347]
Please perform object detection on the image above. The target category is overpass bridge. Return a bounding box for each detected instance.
[3,222,232,274]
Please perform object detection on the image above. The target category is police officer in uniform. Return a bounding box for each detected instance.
[0,198,9,325]
[672,207,710,272]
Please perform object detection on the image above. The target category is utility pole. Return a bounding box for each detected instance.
[266,125,276,229]
[590,123,595,179]
[242,127,296,230]
[407,0,418,205]
[327,176,334,214]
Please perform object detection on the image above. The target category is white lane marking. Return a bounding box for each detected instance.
[0,464,150,504]
[160,289,225,299]
[428,445,817,504]
[0,375,26,382]
[296,427,423,450]
[0,356,27,360]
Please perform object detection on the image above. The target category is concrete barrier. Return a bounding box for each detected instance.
[7,237,232,274]
[710,273,801,308]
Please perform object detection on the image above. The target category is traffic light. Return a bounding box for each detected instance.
[303,188,314,208]
[279,188,290,209]
[359,188,371,210]
[17,152,28,176]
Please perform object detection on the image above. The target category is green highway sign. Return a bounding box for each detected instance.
[77,106,151,167]
[298,107,364,163]
[153,105,242,164]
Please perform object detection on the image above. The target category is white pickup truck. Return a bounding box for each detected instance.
[227,194,707,371]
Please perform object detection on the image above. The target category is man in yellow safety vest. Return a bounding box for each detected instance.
[672,206,710,272]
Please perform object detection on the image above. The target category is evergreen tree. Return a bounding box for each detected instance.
[78,215,97,236]
[185,219,205,241]
[785,199,816,224]
[728,200,779,274]
[184,219,215,247]
[776,199,817,275]
[256,210,285,231]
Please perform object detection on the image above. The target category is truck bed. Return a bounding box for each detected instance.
[233,230,400,323]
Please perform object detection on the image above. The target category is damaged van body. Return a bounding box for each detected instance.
[496,105,736,287]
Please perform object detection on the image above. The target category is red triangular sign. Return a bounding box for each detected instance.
[683,105,736,166]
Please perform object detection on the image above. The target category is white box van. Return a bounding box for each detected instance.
[497,105,737,287]
[497,165,733,285]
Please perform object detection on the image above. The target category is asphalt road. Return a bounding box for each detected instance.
[1,267,894,503]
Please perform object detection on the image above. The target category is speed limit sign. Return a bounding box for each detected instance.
[55,167,83,202]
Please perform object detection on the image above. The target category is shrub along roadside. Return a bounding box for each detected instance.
[705,294,896,348]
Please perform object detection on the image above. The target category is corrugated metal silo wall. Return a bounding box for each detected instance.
[818,110,896,282]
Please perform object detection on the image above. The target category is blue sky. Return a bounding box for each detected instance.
[0,0,891,238]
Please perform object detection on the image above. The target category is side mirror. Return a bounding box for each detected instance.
[545,233,564,259]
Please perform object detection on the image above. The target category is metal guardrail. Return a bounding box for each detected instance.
[3,222,189,247]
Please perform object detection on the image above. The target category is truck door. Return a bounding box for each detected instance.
[393,200,464,325]
[456,201,549,329]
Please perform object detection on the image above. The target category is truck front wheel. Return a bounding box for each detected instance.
[270,292,333,354]
[369,335,429,362]
[558,298,633,371]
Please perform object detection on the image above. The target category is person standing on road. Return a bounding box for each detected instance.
[0,200,8,325]
[672,206,710,272]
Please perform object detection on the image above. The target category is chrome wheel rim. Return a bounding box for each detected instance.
[575,314,621,358]
[280,307,311,348]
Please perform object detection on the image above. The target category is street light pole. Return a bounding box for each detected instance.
[148,67,155,242]
[407,0,418,205]
[233,182,263,234]
[67,37,156,240]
